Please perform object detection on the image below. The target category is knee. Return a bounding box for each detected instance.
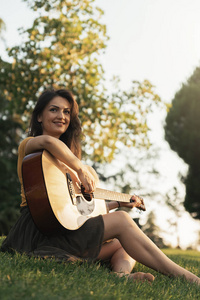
[115,210,136,227]
[117,210,132,220]
[102,210,138,241]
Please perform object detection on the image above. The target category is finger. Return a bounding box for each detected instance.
[85,183,94,193]
[84,184,91,193]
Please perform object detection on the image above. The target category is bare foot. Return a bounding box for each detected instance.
[188,276,200,286]
[180,269,200,286]
[127,272,155,283]
[115,272,155,283]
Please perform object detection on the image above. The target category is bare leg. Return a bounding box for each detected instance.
[98,239,155,283]
[102,211,200,285]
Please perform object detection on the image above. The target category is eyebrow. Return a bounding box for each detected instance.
[49,105,70,110]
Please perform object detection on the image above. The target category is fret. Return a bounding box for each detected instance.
[82,187,145,211]
[94,188,131,202]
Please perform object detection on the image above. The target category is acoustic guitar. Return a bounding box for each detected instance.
[22,150,145,235]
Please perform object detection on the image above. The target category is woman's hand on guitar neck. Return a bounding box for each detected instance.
[119,195,146,211]
[119,202,138,209]
[107,195,145,212]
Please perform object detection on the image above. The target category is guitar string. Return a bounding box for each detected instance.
[93,188,131,202]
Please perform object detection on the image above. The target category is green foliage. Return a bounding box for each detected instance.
[0,18,6,38]
[184,167,200,219]
[165,187,186,247]
[165,66,200,219]
[0,88,22,235]
[0,241,200,299]
[142,211,167,248]
[0,0,162,163]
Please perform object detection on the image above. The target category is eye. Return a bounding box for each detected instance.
[64,109,70,115]
[50,108,57,112]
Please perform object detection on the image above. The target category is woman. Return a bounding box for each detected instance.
[1,89,200,285]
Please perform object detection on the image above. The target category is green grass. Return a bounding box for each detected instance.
[0,237,199,300]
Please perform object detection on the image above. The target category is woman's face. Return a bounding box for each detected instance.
[37,96,71,138]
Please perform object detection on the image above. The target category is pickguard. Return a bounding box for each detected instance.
[76,196,95,215]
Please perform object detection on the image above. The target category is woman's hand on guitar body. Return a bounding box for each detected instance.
[77,165,97,193]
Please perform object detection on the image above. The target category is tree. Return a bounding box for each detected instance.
[165,66,200,219]
[165,187,185,248]
[0,0,161,163]
[0,19,22,234]
[0,18,6,37]
[141,211,167,248]
[0,62,22,235]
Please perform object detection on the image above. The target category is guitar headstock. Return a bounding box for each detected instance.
[130,194,146,211]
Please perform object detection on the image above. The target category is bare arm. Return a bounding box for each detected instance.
[25,135,97,192]
[107,200,143,212]
[107,201,120,211]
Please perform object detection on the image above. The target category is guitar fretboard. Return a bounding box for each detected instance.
[94,188,131,202]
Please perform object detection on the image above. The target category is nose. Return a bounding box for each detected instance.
[57,110,64,119]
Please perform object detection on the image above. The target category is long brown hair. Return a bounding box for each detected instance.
[29,89,82,159]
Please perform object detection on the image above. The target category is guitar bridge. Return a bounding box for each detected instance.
[66,173,76,205]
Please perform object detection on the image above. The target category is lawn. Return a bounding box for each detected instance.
[0,237,199,300]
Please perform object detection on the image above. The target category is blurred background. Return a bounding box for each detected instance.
[0,0,200,250]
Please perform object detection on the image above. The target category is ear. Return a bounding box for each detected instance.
[37,114,42,123]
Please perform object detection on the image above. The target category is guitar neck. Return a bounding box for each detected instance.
[93,188,131,203]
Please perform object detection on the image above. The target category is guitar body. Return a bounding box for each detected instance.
[22,150,107,234]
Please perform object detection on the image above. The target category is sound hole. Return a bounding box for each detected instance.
[81,184,93,202]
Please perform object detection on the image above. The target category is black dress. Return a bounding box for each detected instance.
[1,207,104,261]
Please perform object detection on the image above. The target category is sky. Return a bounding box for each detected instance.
[96,0,200,102]
[0,0,200,249]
